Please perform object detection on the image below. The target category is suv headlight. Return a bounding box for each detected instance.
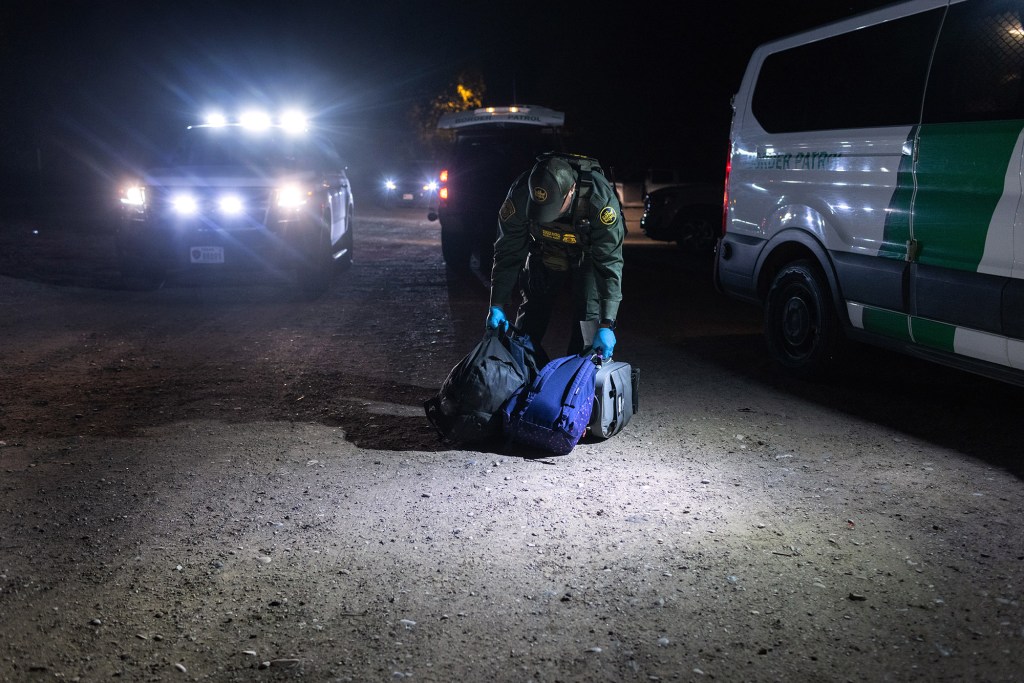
[171,193,199,216]
[276,184,311,209]
[120,184,146,207]
[218,194,244,215]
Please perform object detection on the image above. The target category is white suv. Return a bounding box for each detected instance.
[117,113,354,296]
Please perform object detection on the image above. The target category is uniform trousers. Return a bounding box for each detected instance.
[513,248,599,365]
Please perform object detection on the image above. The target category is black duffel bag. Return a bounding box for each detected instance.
[424,325,541,446]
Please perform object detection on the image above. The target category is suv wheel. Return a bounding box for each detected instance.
[296,215,333,298]
[338,213,354,269]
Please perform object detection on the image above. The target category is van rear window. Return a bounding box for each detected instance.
[751,8,943,133]
[924,0,1024,123]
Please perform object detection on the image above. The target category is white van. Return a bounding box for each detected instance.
[715,0,1024,386]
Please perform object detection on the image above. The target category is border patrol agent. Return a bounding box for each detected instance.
[486,153,624,362]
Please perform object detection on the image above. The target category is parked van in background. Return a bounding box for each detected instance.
[428,105,565,274]
[716,0,1024,386]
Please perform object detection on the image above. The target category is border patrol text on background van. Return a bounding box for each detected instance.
[715,0,1024,386]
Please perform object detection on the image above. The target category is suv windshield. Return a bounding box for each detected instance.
[171,127,341,170]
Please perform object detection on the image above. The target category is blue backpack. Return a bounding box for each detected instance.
[501,353,599,455]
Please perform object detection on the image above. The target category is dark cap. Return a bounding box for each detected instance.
[526,156,575,223]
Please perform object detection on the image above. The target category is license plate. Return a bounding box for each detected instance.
[190,246,224,264]
[402,193,415,201]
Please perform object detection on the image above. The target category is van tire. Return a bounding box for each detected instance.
[765,260,842,380]
[441,224,471,273]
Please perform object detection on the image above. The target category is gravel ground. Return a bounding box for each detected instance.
[0,205,1021,682]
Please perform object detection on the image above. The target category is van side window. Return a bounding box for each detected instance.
[924,0,1024,123]
[751,9,943,133]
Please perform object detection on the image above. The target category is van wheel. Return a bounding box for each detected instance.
[475,232,495,274]
[441,224,471,273]
[764,260,842,380]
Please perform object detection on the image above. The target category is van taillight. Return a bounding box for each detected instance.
[439,169,449,203]
[722,144,731,236]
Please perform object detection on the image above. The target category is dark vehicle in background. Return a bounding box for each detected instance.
[379,161,439,209]
[640,181,722,258]
[642,167,685,197]
[116,111,354,297]
[428,105,565,273]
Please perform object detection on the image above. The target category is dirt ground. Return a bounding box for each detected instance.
[0,203,1022,682]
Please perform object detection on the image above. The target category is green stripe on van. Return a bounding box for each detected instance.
[879,128,916,261]
[862,306,958,353]
[911,120,1024,271]
[862,307,911,341]
[910,317,956,353]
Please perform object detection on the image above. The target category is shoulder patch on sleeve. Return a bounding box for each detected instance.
[599,206,617,225]
[499,198,516,222]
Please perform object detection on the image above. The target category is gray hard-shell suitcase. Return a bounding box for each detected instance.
[588,359,639,439]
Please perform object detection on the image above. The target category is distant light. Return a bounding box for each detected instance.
[479,105,527,115]
[205,112,228,127]
[240,110,272,130]
[280,109,308,133]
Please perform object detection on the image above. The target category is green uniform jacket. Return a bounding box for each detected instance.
[489,166,625,321]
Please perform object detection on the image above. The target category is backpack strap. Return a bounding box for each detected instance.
[510,354,595,430]
[509,354,568,422]
[570,165,594,231]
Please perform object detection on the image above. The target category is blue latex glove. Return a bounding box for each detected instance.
[486,306,507,330]
[592,327,616,359]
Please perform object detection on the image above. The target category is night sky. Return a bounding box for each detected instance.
[0,0,894,196]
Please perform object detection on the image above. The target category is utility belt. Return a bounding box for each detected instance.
[532,219,591,272]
